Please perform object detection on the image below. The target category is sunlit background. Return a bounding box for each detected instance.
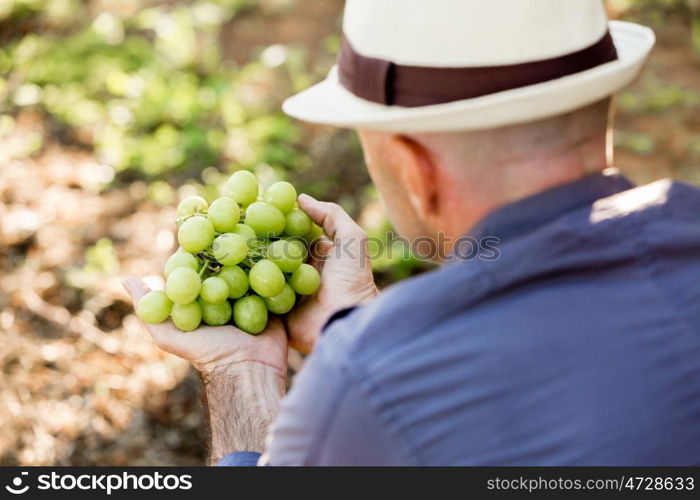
[0,0,698,465]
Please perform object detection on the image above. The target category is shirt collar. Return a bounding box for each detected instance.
[467,168,635,243]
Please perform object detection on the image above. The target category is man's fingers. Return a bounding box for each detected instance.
[308,237,333,261]
[297,193,332,232]
[122,277,150,303]
[122,277,180,352]
[298,193,365,240]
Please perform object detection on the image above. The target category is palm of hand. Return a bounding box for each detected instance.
[163,321,287,378]
[124,278,287,378]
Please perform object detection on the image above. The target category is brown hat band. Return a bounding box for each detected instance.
[338,31,618,107]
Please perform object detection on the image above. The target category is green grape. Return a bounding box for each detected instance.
[245,202,285,237]
[200,299,232,326]
[178,216,215,253]
[200,276,229,304]
[171,302,202,332]
[249,259,285,297]
[266,239,305,273]
[231,223,258,249]
[225,170,259,206]
[264,283,296,314]
[233,295,268,335]
[263,181,297,214]
[231,223,256,240]
[165,267,202,304]
[207,197,240,233]
[218,265,249,299]
[284,208,312,237]
[136,290,172,324]
[303,223,324,243]
[212,233,248,266]
[177,196,208,218]
[164,251,199,278]
[289,263,320,295]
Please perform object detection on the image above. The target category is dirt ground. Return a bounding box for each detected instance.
[0,2,698,465]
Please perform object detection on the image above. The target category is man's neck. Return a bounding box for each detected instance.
[440,140,609,251]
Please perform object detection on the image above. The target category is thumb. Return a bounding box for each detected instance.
[122,277,184,354]
[297,194,365,240]
[122,277,151,303]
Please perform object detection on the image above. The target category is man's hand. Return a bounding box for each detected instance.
[123,278,287,462]
[286,194,378,354]
[123,278,288,380]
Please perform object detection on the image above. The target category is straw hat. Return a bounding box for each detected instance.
[283,0,655,132]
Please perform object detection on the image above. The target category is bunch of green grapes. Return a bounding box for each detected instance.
[136,171,323,334]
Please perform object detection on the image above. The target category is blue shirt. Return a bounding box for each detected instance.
[220,170,700,466]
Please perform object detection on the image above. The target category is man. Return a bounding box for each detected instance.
[124,0,700,465]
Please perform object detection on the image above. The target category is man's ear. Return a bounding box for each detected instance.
[389,135,438,219]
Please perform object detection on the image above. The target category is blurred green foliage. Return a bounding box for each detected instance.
[0,0,308,178]
[0,0,426,280]
[2,0,695,283]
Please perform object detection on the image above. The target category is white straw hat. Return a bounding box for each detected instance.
[283,0,655,132]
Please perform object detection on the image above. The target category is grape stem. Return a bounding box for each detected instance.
[175,210,208,227]
[198,263,208,278]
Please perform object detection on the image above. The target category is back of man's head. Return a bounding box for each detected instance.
[357,98,613,254]
[411,97,612,179]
